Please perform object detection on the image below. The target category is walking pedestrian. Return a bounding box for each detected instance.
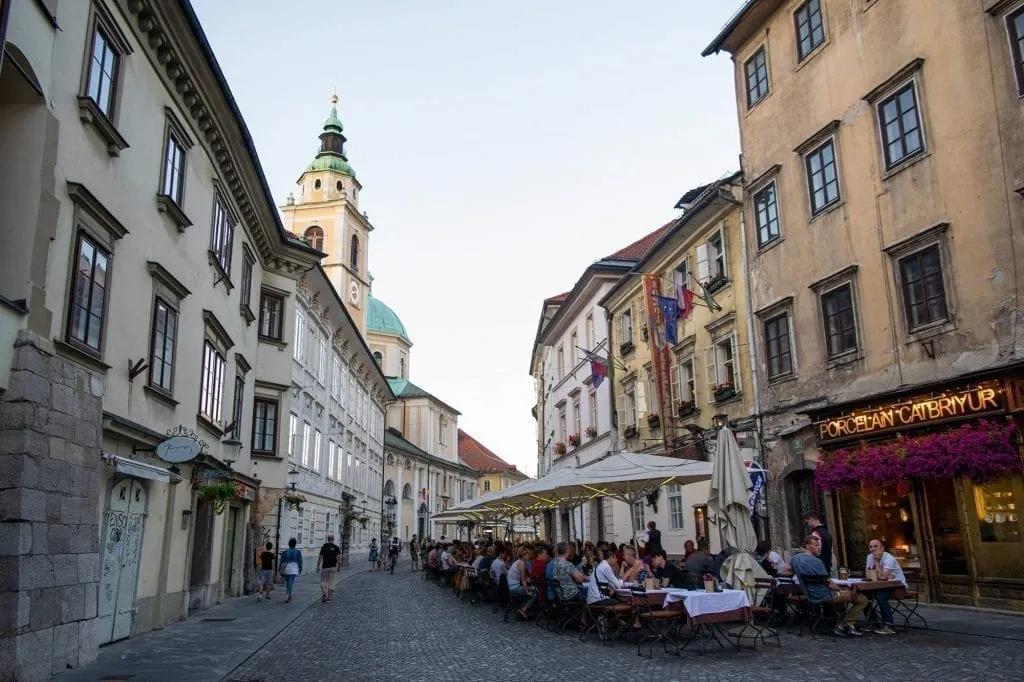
[257,542,275,602]
[280,538,303,603]
[317,534,342,602]
[410,534,420,571]
[368,538,379,572]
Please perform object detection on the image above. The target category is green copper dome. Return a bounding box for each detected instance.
[305,155,356,177]
[323,106,344,133]
[367,296,410,343]
[302,96,356,179]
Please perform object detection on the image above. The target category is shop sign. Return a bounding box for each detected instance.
[235,483,256,501]
[155,426,207,463]
[815,382,1003,444]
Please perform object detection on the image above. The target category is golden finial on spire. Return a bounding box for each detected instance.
[331,88,338,106]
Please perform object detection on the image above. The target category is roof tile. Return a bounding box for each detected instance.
[604,221,676,261]
[457,429,527,477]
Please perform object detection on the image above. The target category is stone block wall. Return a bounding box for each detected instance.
[0,331,103,680]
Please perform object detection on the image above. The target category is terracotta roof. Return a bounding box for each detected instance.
[457,429,526,476]
[604,221,676,261]
[545,291,571,303]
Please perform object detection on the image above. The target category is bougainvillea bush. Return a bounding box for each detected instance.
[815,420,1021,491]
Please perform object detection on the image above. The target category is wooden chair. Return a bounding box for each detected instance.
[629,585,681,658]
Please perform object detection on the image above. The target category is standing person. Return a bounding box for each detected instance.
[410,534,420,571]
[643,521,663,556]
[368,538,379,572]
[317,533,342,603]
[257,542,275,602]
[804,513,835,576]
[280,538,303,603]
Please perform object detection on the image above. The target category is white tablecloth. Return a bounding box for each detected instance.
[663,589,751,617]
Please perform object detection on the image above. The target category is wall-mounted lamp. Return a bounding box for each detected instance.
[181,508,193,530]
[221,437,243,470]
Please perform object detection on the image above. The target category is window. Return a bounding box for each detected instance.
[439,415,448,445]
[572,395,581,437]
[673,355,696,404]
[313,430,322,472]
[673,257,691,295]
[754,182,780,247]
[557,345,565,380]
[899,245,948,330]
[199,341,226,422]
[878,82,924,169]
[148,298,177,393]
[232,375,244,437]
[67,233,110,353]
[805,139,840,215]
[259,291,284,340]
[350,235,360,272]
[85,23,119,117]
[210,196,234,276]
[304,226,324,251]
[764,312,794,379]
[795,0,825,61]
[585,313,595,349]
[667,484,685,531]
[318,336,328,382]
[314,179,321,190]
[570,329,578,363]
[558,408,567,440]
[620,386,637,427]
[161,133,186,206]
[240,252,254,312]
[288,413,299,460]
[821,284,858,357]
[705,335,738,401]
[589,389,598,431]
[645,369,659,417]
[336,180,343,192]
[302,422,312,467]
[745,46,769,107]
[1008,6,1024,94]
[252,399,278,455]
[632,500,645,532]
[697,231,726,284]
[483,480,492,492]
[293,310,305,360]
[620,309,633,344]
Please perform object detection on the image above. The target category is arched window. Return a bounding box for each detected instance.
[384,480,395,498]
[350,235,360,272]
[372,351,382,365]
[400,357,406,378]
[314,179,321,190]
[336,180,343,192]
[304,226,324,251]
[402,483,412,500]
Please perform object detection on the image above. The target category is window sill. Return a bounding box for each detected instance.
[53,338,110,373]
[757,236,784,255]
[905,319,956,345]
[825,351,863,369]
[705,277,731,295]
[881,151,931,181]
[250,450,279,460]
[714,392,742,406]
[144,385,178,408]
[240,304,255,326]
[810,200,845,224]
[196,414,224,438]
[794,39,829,73]
[207,250,235,292]
[76,96,129,156]
[767,372,798,387]
[744,90,773,116]
[156,194,193,232]
[259,335,287,348]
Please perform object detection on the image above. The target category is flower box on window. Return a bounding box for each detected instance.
[646,413,661,429]
[567,433,581,448]
[623,424,638,439]
[554,441,567,456]
[713,383,736,402]
[641,326,649,342]
[676,400,696,418]
[620,340,635,356]
[705,273,729,294]
[585,425,598,440]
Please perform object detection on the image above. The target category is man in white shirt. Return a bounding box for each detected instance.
[586,548,623,605]
[865,538,905,635]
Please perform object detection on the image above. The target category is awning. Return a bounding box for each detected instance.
[104,453,171,483]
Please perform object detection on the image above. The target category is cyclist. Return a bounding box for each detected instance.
[387,536,401,573]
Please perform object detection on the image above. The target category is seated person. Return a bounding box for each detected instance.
[683,539,715,577]
[791,535,868,637]
[478,545,496,574]
[865,538,906,635]
[550,542,588,602]
[650,549,687,588]
[755,540,788,577]
[618,546,647,583]
[682,539,696,561]
[586,548,623,605]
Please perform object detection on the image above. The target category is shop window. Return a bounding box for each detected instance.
[840,483,921,573]
[974,478,1022,543]
[787,470,824,544]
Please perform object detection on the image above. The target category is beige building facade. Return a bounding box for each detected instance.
[706,0,1024,608]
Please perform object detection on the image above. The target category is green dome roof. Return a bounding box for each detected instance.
[367,296,410,342]
[305,155,356,177]
[323,106,344,133]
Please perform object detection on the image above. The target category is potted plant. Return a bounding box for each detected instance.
[553,441,567,456]
[567,433,581,448]
[623,424,638,439]
[619,340,635,356]
[646,412,661,429]
[705,272,729,293]
[675,399,696,417]
[282,491,307,512]
[585,425,598,440]
[197,481,238,514]
[713,382,736,402]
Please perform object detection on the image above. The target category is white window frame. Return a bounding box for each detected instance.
[558,407,567,440]
[199,340,226,422]
[588,389,598,432]
[209,195,234,277]
[585,313,595,349]
[572,395,581,437]
[318,336,328,383]
[293,310,305,361]
[753,180,781,248]
[704,333,739,403]
[313,430,322,472]
[620,308,633,344]
[696,229,726,283]
[302,421,312,467]
[667,484,685,531]
[557,344,565,380]
[288,413,299,461]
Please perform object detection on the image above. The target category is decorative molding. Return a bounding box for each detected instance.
[156,193,192,231]
[794,120,841,155]
[809,264,859,294]
[76,96,130,156]
[863,58,925,103]
[745,163,782,191]
[754,295,795,318]
[202,309,235,350]
[882,222,949,258]
[235,353,251,374]
[67,182,129,240]
[705,310,737,334]
[147,261,191,300]
[164,105,194,148]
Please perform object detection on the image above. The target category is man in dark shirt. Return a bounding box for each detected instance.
[804,513,834,576]
[258,542,275,601]
[650,550,687,588]
[683,539,715,577]
[317,534,342,603]
[644,521,663,556]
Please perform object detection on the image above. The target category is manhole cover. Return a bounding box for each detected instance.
[200,617,237,622]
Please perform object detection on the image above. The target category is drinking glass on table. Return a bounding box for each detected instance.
[838,567,849,580]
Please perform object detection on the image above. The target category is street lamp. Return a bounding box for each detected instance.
[287,467,300,491]
[384,496,397,539]
[221,437,243,470]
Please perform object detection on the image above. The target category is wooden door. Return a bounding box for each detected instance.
[97,479,147,643]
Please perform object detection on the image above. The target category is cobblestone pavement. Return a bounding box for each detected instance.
[226,561,1024,682]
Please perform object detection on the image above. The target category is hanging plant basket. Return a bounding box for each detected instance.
[815,419,1022,491]
[553,441,567,456]
[646,413,661,429]
[282,492,307,512]
[197,481,238,515]
[585,426,598,440]
[623,424,638,439]
[676,400,696,418]
[567,433,581,448]
[344,512,369,529]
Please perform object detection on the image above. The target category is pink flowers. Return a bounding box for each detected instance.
[815,419,1021,491]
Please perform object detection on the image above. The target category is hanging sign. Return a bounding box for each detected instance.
[815,382,1003,444]
[155,426,207,463]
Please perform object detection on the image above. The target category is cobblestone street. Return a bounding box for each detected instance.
[222,562,1024,682]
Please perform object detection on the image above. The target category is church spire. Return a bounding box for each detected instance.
[302,92,356,179]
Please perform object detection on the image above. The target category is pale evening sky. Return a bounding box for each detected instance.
[190,1,743,477]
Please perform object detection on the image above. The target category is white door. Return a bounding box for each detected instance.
[97,479,147,643]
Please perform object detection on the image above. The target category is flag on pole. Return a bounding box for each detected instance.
[657,296,679,345]
[580,348,609,388]
[678,287,695,320]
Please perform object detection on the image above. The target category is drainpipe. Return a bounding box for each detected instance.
[274,497,282,571]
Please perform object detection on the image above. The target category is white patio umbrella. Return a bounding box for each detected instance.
[709,427,768,592]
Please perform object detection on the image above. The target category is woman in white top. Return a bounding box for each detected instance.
[506,547,531,595]
[586,549,623,605]
[755,540,788,576]
[864,538,906,635]
[490,550,509,583]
